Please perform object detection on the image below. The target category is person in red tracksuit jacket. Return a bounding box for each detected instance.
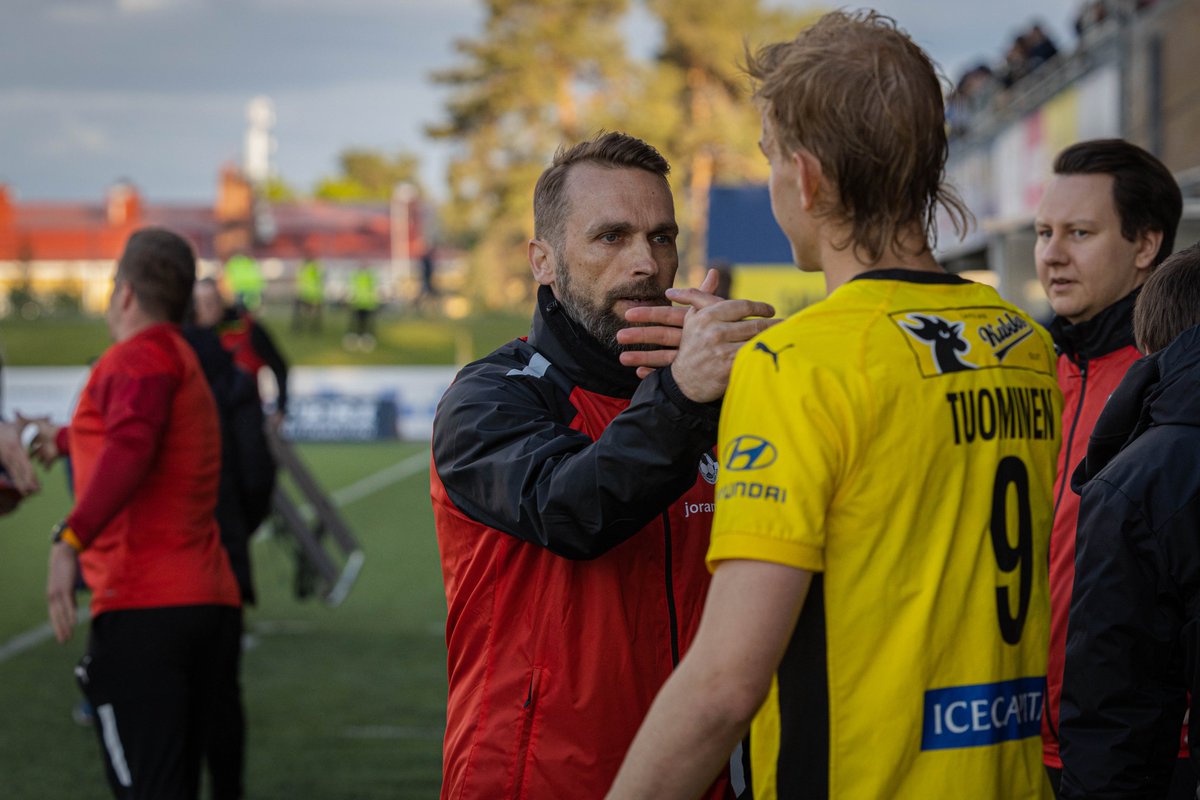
[33,227,242,800]
[1034,139,1184,798]
[431,132,775,800]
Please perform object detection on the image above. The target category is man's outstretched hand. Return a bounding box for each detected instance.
[619,269,777,403]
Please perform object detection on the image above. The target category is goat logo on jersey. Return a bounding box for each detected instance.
[891,306,1052,379]
[899,314,976,374]
[698,452,719,484]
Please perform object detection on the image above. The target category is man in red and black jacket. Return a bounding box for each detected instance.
[33,228,243,800]
[193,277,289,428]
[1035,139,1183,798]
[431,132,774,800]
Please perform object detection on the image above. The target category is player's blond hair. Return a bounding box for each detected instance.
[747,10,970,263]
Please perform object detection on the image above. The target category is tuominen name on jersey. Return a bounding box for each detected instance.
[944,386,1057,445]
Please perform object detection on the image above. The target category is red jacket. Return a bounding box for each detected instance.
[1042,292,1176,767]
[67,323,240,615]
[431,288,729,800]
[216,309,289,412]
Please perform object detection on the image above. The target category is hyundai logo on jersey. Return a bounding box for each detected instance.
[723,436,777,471]
[921,676,1045,751]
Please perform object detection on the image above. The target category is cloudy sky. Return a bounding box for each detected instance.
[1,0,1078,203]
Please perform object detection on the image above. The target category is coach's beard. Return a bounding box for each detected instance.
[554,261,668,356]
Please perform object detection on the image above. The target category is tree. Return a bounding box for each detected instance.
[314,149,423,203]
[261,175,297,202]
[429,0,820,307]
[428,0,633,307]
[645,0,821,282]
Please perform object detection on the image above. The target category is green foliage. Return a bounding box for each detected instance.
[262,175,298,202]
[646,0,822,276]
[0,442,446,798]
[428,0,634,307]
[428,0,823,303]
[315,149,423,203]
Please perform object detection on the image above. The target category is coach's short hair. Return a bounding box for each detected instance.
[117,227,197,324]
[533,132,671,248]
[1133,241,1200,354]
[1054,139,1182,267]
[747,10,969,264]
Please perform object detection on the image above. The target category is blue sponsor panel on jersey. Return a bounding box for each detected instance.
[921,676,1045,750]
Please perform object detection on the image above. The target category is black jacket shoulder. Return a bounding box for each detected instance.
[433,303,719,560]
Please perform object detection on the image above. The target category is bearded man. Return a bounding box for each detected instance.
[430,131,774,800]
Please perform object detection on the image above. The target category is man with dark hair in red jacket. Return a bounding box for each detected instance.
[33,227,242,800]
[1035,138,1184,798]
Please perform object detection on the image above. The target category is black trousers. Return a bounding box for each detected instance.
[77,605,242,800]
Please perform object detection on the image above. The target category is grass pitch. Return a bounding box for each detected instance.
[0,441,447,799]
[0,305,528,368]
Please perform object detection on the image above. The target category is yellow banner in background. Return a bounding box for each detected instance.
[728,264,827,318]
[1042,87,1080,158]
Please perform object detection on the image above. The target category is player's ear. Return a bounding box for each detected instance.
[793,149,825,212]
[117,279,136,311]
[1133,228,1163,272]
[529,239,556,286]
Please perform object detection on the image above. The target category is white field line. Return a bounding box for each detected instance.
[0,605,91,664]
[0,449,430,664]
[328,450,430,508]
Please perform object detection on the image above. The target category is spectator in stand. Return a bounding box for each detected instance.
[1075,1,1107,37]
[1001,34,1033,87]
[30,227,242,799]
[1026,23,1060,66]
[193,277,289,429]
[948,63,1000,135]
[1059,241,1200,799]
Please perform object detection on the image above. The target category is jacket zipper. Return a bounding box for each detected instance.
[511,668,541,798]
[1053,359,1088,519]
[1047,358,1088,747]
[662,512,680,667]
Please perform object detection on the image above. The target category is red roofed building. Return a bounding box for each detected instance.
[0,166,426,315]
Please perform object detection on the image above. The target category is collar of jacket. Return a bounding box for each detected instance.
[1070,323,1200,492]
[1048,289,1139,363]
[527,284,644,398]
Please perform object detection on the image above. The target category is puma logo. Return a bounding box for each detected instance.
[754,341,794,371]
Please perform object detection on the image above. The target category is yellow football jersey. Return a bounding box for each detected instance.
[710,271,1061,800]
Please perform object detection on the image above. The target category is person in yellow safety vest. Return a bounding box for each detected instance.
[292,255,325,333]
[225,253,265,311]
[345,265,380,351]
